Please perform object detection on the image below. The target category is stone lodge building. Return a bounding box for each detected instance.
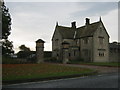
[52,17,110,63]
[17,17,119,63]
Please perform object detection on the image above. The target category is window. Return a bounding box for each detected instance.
[69,53,71,57]
[99,52,104,57]
[57,53,59,56]
[98,49,105,57]
[79,47,80,51]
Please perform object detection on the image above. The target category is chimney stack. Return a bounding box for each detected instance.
[71,21,76,28]
[85,18,90,25]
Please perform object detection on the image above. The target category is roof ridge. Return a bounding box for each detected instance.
[57,25,71,29]
[77,21,100,29]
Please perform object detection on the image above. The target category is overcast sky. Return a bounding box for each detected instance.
[5,1,119,53]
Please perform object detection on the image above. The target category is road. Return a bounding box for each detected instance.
[3,73,119,88]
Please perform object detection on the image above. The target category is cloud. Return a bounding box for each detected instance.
[102,9,118,42]
[5,0,120,2]
[71,2,117,18]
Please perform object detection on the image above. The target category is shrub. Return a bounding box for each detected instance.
[2,56,20,64]
[27,56,36,63]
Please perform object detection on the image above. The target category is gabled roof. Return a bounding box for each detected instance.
[55,21,101,39]
[76,21,100,38]
[53,18,109,40]
[56,25,75,39]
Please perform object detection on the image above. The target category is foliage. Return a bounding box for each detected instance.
[2,39,14,57]
[17,45,31,59]
[1,2,11,39]
[1,2,14,57]
[27,55,36,63]
[2,56,20,64]
[3,63,94,82]
[17,51,31,59]
[19,45,30,51]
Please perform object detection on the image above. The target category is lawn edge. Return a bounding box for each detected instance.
[68,63,120,67]
[3,70,98,85]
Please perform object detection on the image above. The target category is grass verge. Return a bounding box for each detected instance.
[77,62,120,67]
[2,63,96,84]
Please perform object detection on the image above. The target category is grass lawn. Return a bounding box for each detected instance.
[78,62,120,67]
[2,63,95,82]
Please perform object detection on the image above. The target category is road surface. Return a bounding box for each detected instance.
[3,73,119,88]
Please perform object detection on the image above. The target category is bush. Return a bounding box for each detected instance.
[27,56,36,63]
[2,56,20,64]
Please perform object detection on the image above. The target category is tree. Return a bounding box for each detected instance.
[17,45,31,59]
[1,2,11,39]
[2,39,14,56]
[19,45,30,52]
[1,1,14,57]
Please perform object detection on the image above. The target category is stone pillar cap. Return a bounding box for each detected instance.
[36,39,45,43]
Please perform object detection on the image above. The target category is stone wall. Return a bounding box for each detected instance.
[109,42,120,62]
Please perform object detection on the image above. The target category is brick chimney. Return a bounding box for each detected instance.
[71,21,76,28]
[85,18,90,25]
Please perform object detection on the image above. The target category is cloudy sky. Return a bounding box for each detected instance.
[5,1,119,53]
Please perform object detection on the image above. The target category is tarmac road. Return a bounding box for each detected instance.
[3,73,119,88]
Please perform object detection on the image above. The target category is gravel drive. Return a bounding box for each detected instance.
[58,64,119,74]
